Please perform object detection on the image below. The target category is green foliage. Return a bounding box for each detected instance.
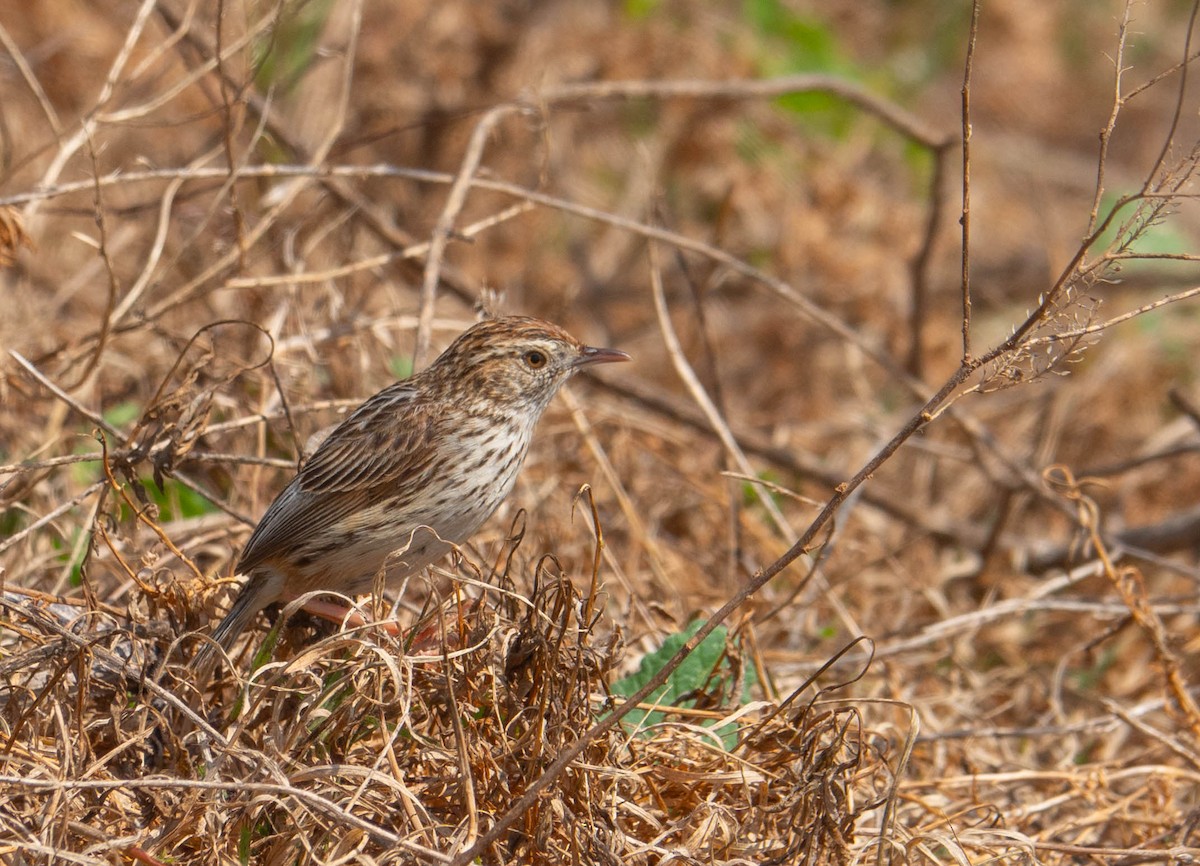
[116,478,219,524]
[64,401,138,487]
[744,0,844,72]
[388,355,415,380]
[155,479,220,521]
[69,401,219,525]
[902,137,935,190]
[741,0,863,135]
[253,0,334,95]
[238,824,252,866]
[250,620,285,672]
[610,619,756,750]
[228,622,286,721]
[741,468,782,512]
[238,819,273,865]
[0,503,23,538]
[102,400,141,429]
[622,0,662,19]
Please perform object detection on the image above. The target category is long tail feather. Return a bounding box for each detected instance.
[194,573,274,677]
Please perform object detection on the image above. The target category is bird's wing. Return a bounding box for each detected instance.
[235,382,439,574]
[297,383,439,494]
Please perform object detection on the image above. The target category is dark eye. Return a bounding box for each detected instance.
[524,349,547,369]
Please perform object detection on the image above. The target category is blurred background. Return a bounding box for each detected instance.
[2,0,1199,861]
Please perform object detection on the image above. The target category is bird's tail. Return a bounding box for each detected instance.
[194,573,274,677]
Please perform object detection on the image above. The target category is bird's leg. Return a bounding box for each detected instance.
[296,597,402,635]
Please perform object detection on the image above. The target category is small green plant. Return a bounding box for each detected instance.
[115,478,219,524]
[0,502,23,537]
[740,468,783,511]
[742,0,863,136]
[252,0,334,96]
[238,818,273,865]
[157,478,219,521]
[238,825,251,865]
[102,400,141,429]
[610,619,756,750]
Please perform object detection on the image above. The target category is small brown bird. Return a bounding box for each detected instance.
[204,316,628,662]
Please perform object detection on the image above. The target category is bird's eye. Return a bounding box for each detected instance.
[523,350,547,369]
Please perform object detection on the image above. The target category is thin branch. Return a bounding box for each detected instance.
[25,0,183,221]
[1087,1,1133,235]
[959,0,981,364]
[648,242,862,637]
[0,19,63,137]
[415,104,521,368]
[907,140,951,378]
[1024,284,1200,345]
[540,75,949,149]
[0,480,107,556]
[8,351,122,438]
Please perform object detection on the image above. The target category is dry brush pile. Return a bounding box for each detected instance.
[2,1,1200,864]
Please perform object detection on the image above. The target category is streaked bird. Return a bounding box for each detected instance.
[201,316,628,668]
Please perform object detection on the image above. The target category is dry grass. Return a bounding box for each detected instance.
[3,0,1200,863]
[1,548,873,864]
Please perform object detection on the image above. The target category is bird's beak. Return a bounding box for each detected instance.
[575,345,631,367]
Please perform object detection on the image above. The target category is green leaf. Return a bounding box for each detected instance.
[610,619,756,749]
[162,479,219,520]
[741,468,782,510]
[123,478,219,523]
[102,400,141,429]
[238,825,252,865]
[740,0,919,141]
[0,506,23,538]
[253,0,335,95]
[388,355,415,380]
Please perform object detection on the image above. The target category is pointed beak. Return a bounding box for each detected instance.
[575,345,631,367]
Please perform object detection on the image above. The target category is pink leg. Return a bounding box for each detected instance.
[297,598,402,635]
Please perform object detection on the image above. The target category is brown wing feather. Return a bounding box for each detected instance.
[236,381,439,574]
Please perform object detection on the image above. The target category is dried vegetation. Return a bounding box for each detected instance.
[2,1,1200,863]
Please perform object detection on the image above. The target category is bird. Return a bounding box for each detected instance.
[201,315,629,667]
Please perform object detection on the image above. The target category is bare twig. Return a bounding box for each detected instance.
[0,19,63,137]
[1087,2,1134,235]
[907,141,951,378]
[959,0,981,364]
[415,104,522,368]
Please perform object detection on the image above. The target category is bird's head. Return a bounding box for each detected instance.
[429,316,629,412]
